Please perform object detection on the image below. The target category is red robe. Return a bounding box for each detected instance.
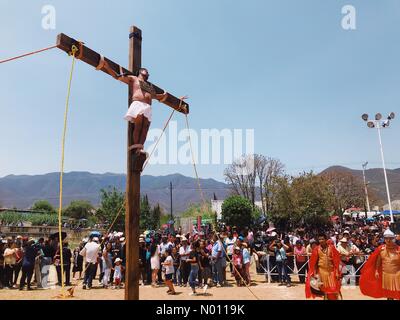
[305,242,341,299]
[359,244,400,300]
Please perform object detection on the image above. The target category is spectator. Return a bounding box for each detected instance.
[72,245,83,280]
[161,248,176,295]
[178,237,191,287]
[294,240,307,284]
[150,242,160,287]
[19,238,40,291]
[80,237,100,290]
[187,241,200,296]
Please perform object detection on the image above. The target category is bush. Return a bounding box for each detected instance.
[221,196,253,231]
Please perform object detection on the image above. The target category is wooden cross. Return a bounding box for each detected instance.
[56,26,189,300]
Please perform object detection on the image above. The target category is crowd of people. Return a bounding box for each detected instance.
[1,214,399,299]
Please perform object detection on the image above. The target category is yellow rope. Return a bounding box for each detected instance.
[57,45,78,298]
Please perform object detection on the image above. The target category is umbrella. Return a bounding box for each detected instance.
[49,231,67,241]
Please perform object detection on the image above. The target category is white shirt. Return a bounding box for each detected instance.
[164,255,174,275]
[225,237,236,255]
[179,245,191,261]
[80,242,100,263]
[160,242,172,255]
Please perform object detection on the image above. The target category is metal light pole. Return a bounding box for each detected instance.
[361,112,396,223]
[362,161,371,213]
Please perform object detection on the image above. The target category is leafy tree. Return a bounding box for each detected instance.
[150,203,162,230]
[63,200,94,220]
[140,195,152,230]
[31,200,56,214]
[321,170,365,214]
[221,195,253,231]
[268,172,332,232]
[97,187,125,230]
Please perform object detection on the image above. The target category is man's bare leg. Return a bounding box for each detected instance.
[130,115,144,154]
[139,117,151,150]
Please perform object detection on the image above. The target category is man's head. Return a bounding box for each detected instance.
[318,234,327,247]
[138,68,149,81]
[384,229,396,246]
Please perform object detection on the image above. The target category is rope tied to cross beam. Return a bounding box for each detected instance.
[0,45,58,64]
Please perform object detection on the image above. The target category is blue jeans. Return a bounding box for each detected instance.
[211,258,223,285]
[83,263,97,288]
[189,264,199,289]
[276,260,290,284]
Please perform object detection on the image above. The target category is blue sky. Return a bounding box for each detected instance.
[1,0,400,182]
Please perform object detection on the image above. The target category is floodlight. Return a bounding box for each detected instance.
[361,114,369,121]
[367,121,375,128]
[388,112,395,120]
[375,113,382,121]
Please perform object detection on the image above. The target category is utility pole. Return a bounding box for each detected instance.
[362,162,371,213]
[170,181,173,220]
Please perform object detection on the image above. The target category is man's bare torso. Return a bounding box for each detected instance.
[131,77,153,105]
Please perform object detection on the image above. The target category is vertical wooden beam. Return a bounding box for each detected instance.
[125,25,145,301]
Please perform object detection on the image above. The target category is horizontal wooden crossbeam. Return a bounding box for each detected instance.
[56,33,189,114]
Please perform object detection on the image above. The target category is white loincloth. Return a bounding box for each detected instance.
[124,101,152,122]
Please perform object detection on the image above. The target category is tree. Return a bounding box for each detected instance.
[321,170,365,215]
[31,200,56,214]
[268,172,332,233]
[97,187,125,230]
[221,195,253,231]
[224,155,256,206]
[63,200,94,220]
[140,195,152,230]
[224,154,285,214]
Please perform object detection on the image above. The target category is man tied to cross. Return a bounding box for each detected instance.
[99,58,187,155]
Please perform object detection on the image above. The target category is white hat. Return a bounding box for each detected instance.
[340,238,348,243]
[383,229,395,238]
[181,236,188,241]
[115,258,122,263]
[270,232,277,237]
[120,237,125,242]
[92,237,99,242]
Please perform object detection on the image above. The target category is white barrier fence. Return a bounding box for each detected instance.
[255,253,369,286]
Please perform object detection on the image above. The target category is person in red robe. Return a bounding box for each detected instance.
[360,229,400,300]
[305,234,342,300]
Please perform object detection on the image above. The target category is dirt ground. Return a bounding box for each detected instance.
[0,263,379,301]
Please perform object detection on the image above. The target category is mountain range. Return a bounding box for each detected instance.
[320,166,400,205]
[1,166,399,215]
[0,172,231,215]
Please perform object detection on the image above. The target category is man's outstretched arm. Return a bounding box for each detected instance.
[97,56,136,84]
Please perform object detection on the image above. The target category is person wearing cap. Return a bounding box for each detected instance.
[112,258,124,289]
[80,237,100,290]
[232,246,246,286]
[179,237,191,287]
[360,229,400,300]
[337,237,360,285]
